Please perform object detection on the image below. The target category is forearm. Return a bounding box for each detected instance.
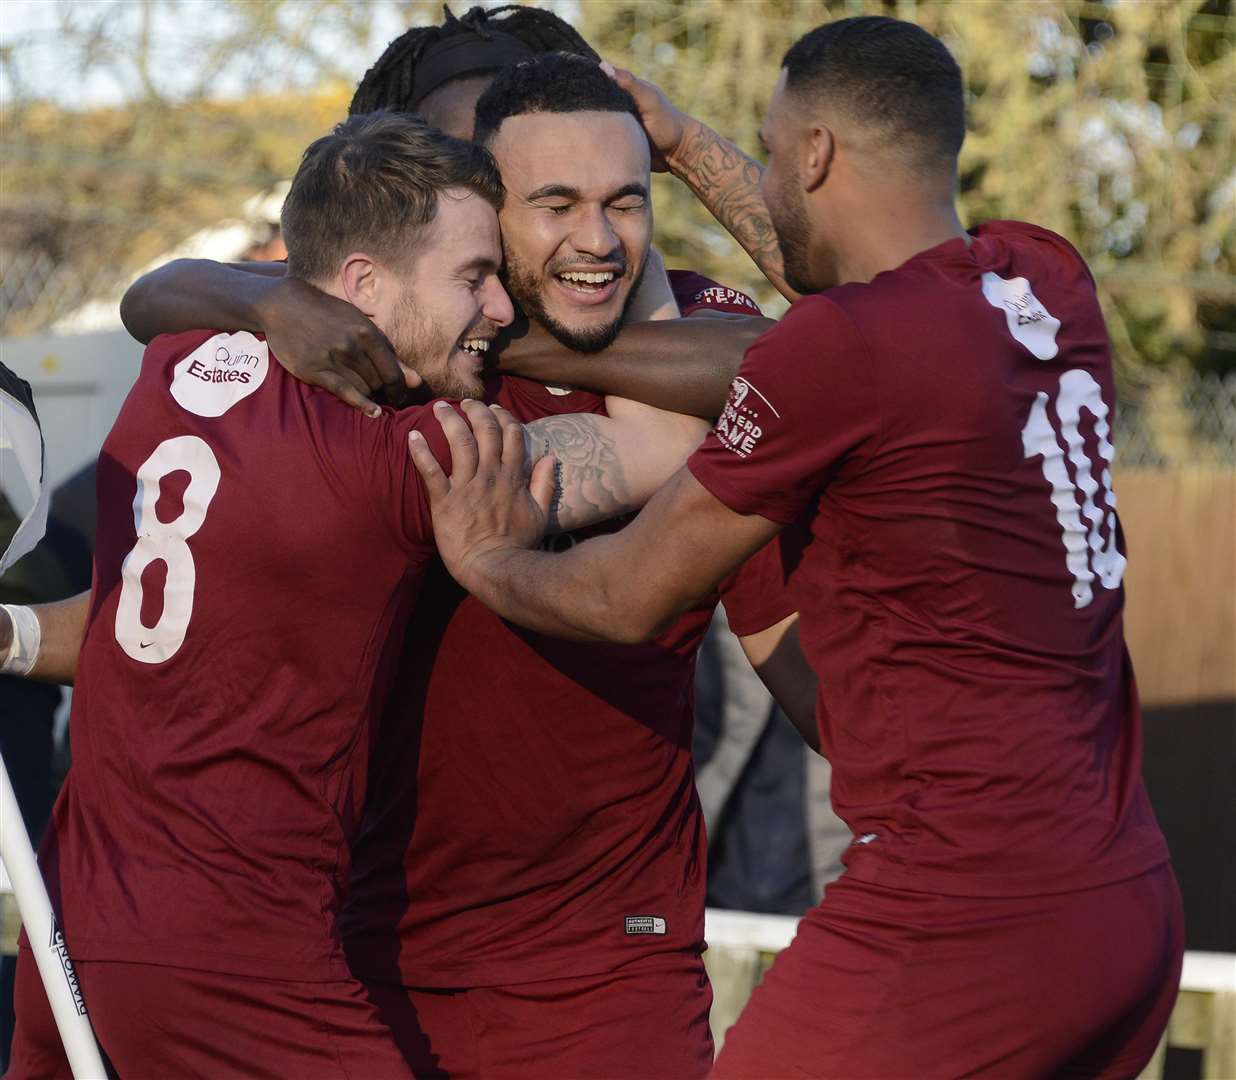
[461,538,672,645]
[668,119,800,303]
[120,260,285,344]
[527,405,708,533]
[500,316,774,419]
[0,591,89,685]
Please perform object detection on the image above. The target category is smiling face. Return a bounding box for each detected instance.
[373,188,513,398]
[487,110,652,353]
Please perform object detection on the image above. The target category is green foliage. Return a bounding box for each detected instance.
[2,0,1233,376]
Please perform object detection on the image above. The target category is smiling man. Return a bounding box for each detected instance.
[2,111,720,1079]
[410,18,1182,1080]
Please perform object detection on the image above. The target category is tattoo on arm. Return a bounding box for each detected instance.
[674,122,790,296]
[526,414,629,532]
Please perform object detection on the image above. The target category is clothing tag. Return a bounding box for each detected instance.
[624,915,667,936]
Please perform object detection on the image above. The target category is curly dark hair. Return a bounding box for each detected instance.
[349,4,598,116]
[473,53,637,146]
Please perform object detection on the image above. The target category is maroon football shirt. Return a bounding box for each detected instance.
[41,329,449,980]
[342,274,791,987]
[689,222,1169,897]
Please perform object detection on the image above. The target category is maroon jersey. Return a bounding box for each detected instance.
[689,222,1169,897]
[343,275,790,987]
[41,329,449,980]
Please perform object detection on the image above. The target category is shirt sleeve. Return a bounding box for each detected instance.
[687,294,880,525]
[366,399,461,554]
[668,270,763,317]
[717,532,796,636]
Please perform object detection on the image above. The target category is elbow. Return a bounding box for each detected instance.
[119,270,161,344]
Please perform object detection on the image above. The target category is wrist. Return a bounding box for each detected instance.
[664,115,707,179]
[0,604,41,676]
[248,273,290,334]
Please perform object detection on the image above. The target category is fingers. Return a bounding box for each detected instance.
[359,326,407,404]
[433,401,479,481]
[408,430,450,503]
[314,370,381,418]
[400,363,423,390]
[494,407,528,483]
[529,454,558,518]
[461,399,502,473]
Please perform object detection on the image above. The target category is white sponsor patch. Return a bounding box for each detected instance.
[624,915,667,936]
[170,332,269,417]
[980,272,1060,360]
[714,377,778,459]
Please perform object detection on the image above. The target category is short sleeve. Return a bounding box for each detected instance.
[668,270,763,317]
[718,532,796,636]
[365,399,461,554]
[687,295,879,525]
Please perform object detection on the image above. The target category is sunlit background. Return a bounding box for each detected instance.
[2,2,1233,1075]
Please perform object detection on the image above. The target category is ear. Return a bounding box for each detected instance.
[339,253,380,317]
[800,123,834,193]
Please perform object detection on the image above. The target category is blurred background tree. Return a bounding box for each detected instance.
[2,0,1233,390]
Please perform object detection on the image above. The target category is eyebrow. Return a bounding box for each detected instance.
[523,182,649,203]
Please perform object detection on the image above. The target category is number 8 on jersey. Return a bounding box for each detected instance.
[114,436,221,664]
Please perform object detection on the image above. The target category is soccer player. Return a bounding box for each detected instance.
[1,112,720,1079]
[407,18,1184,1079]
[120,47,808,1080]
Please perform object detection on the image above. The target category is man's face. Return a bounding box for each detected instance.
[488,110,652,353]
[760,74,825,295]
[373,189,513,398]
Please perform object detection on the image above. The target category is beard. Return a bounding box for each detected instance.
[387,289,484,400]
[502,246,647,354]
[769,170,819,296]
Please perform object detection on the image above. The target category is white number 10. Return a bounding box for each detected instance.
[114,436,221,663]
[1021,369,1126,609]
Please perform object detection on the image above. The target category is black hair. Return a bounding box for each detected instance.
[350,4,598,116]
[782,16,965,168]
[472,52,638,145]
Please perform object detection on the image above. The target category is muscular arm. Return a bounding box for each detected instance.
[420,423,783,643]
[738,613,820,752]
[120,259,408,414]
[668,119,799,303]
[525,398,709,534]
[0,591,90,685]
[498,315,774,419]
[120,259,286,344]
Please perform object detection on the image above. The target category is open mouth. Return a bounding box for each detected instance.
[458,337,492,358]
[555,269,617,294]
[551,267,622,307]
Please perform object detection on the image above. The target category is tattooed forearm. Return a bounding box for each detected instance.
[525,414,630,533]
[671,119,796,301]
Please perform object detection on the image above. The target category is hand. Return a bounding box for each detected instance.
[408,400,558,586]
[255,276,419,417]
[601,63,689,174]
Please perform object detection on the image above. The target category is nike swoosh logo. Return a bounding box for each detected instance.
[139,641,155,649]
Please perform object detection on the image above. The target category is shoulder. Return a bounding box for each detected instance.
[972,220,1095,284]
[491,375,606,420]
[668,268,763,316]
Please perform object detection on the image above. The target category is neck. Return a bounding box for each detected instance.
[816,183,966,288]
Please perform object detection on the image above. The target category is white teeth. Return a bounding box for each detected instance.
[559,271,615,284]
[461,339,490,353]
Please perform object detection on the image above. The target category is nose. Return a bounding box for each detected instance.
[570,203,620,260]
[482,275,515,328]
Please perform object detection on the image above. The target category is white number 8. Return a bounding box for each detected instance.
[114,436,221,663]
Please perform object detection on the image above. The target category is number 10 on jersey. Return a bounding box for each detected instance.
[1021,368,1126,610]
[114,436,221,664]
